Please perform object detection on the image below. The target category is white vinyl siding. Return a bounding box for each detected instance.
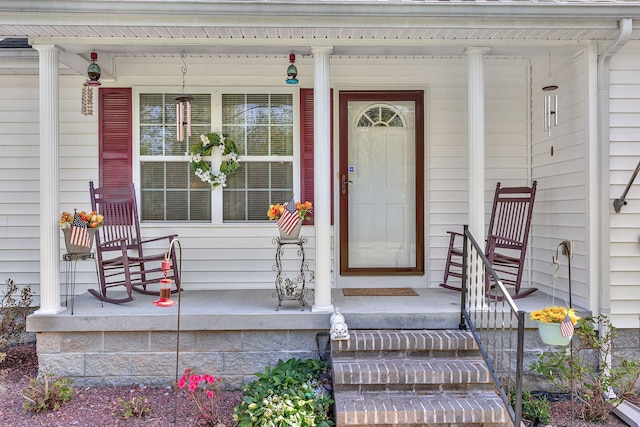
[609,40,640,327]
[428,58,531,288]
[531,49,590,309]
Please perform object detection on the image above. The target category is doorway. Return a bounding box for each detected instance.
[338,90,424,279]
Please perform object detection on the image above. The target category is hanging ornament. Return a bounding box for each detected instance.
[81,83,93,116]
[286,53,298,85]
[543,52,559,137]
[175,51,193,142]
[81,52,101,116]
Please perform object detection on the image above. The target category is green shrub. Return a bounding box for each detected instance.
[233,357,334,427]
[511,388,551,426]
[22,374,73,413]
[532,314,640,422]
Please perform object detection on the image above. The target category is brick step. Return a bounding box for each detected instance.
[332,329,479,357]
[334,391,511,426]
[332,357,493,393]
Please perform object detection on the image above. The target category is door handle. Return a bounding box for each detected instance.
[341,174,353,194]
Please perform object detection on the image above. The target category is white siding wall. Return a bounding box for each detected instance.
[609,40,640,327]
[0,77,40,294]
[530,50,589,308]
[429,58,531,287]
[0,56,533,296]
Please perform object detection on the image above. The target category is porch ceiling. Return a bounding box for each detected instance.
[1,0,640,76]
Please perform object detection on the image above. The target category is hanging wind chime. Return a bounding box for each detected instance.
[543,52,559,137]
[81,52,101,116]
[175,51,193,142]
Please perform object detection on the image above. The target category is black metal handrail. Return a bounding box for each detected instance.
[459,224,525,427]
[613,159,640,213]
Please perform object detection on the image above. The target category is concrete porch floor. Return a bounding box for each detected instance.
[27,287,571,333]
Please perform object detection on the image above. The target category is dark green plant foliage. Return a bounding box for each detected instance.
[532,314,640,422]
[510,388,551,426]
[22,374,74,413]
[233,357,334,427]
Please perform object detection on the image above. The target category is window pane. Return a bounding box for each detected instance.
[247,125,268,156]
[141,190,165,220]
[246,94,269,125]
[141,162,165,189]
[247,190,270,220]
[221,93,294,222]
[270,94,293,124]
[270,126,293,156]
[166,163,188,189]
[166,191,187,221]
[140,94,212,222]
[190,190,211,221]
[140,94,164,122]
[223,126,246,156]
[223,190,246,221]
[224,161,293,221]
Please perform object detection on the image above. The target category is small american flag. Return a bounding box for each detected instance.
[276,195,300,235]
[69,212,90,248]
[560,312,574,338]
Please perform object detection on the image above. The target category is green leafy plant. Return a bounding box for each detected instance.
[22,374,73,413]
[510,388,551,426]
[178,368,224,426]
[233,357,334,427]
[532,314,640,422]
[115,395,151,419]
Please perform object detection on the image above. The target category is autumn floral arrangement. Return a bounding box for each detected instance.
[59,210,104,229]
[187,132,240,188]
[267,200,313,221]
[530,305,580,325]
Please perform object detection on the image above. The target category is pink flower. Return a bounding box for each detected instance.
[178,376,187,389]
[206,390,214,399]
[188,382,198,392]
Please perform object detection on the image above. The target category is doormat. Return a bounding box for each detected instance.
[342,288,418,297]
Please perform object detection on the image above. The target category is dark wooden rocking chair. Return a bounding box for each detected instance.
[440,181,537,299]
[88,181,181,304]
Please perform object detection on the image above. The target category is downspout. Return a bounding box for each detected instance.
[597,17,632,398]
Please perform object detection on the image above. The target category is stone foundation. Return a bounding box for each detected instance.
[36,329,326,389]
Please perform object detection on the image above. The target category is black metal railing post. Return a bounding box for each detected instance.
[458,225,526,427]
[515,310,526,427]
[459,224,469,330]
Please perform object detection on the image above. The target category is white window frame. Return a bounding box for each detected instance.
[133,87,301,225]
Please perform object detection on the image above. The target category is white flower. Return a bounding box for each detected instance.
[200,134,209,145]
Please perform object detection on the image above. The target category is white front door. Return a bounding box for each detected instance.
[338,91,424,281]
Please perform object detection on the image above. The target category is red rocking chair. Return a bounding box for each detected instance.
[88,181,181,304]
[440,181,537,298]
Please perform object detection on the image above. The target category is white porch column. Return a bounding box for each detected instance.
[311,45,334,313]
[34,45,63,314]
[466,47,489,306]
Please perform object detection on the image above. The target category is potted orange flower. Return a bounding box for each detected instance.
[267,198,313,240]
[59,210,104,254]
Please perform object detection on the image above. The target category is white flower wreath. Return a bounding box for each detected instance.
[187,132,240,188]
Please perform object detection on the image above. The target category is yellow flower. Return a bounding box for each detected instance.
[530,306,580,324]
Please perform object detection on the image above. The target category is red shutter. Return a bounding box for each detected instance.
[98,88,132,187]
[299,89,333,225]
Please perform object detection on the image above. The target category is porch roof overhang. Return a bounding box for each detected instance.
[1,0,640,76]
